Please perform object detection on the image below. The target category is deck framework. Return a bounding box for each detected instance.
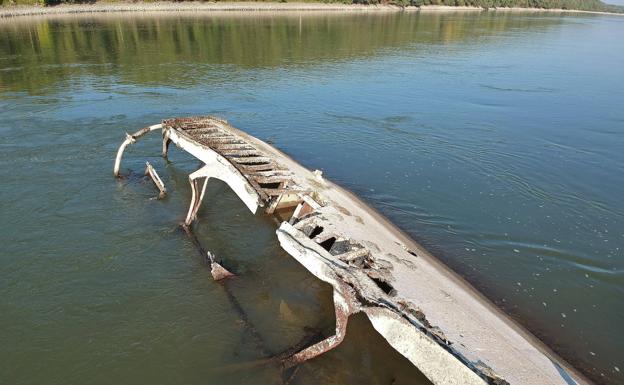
[113,116,590,385]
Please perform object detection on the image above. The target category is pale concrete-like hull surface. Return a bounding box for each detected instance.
[114,116,591,385]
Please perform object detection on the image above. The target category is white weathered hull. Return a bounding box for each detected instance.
[114,116,591,385]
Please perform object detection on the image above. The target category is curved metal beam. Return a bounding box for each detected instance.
[183,160,261,226]
[276,222,487,385]
[113,123,162,177]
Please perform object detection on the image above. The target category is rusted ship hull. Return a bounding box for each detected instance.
[113,116,590,385]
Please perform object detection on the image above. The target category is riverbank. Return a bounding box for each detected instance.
[1,2,399,18]
[1,2,622,18]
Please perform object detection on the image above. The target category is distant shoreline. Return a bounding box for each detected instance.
[1,2,623,19]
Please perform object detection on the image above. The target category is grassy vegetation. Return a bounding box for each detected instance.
[0,0,622,13]
[407,0,623,12]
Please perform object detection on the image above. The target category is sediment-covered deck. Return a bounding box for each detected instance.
[114,116,590,385]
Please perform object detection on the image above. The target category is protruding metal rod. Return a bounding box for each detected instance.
[113,123,162,177]
[144,161,167,199]
[185,167,211,226]
[162,129,171,159]
[282,288,353,368]
[185,175,199,226]
[192,176,209,220]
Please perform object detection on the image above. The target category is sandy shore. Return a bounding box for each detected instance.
[1,2,622,19]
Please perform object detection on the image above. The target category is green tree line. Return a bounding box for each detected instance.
[1,0,623,13]
[402,0,622,12]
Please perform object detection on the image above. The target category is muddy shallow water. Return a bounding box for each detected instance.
[0,11,623,385]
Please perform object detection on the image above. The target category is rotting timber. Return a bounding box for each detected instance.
[114,116,590,385]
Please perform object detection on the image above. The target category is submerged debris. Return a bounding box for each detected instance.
[181,224,234,281]
[207,251,235,281]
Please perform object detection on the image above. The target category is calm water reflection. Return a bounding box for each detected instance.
[0,11,622,385]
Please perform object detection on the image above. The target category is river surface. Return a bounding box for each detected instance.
[1,10,622,385]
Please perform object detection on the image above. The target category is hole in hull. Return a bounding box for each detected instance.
[308,226,324,239]
[328,240,350,256]
[319,237,336,251]
[370,276,396,296]
[259,182,282,189]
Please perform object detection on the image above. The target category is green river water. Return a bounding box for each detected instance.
[0,10,622,385]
